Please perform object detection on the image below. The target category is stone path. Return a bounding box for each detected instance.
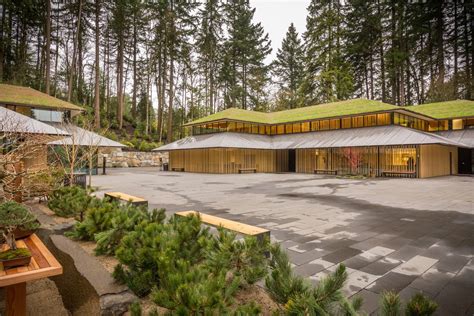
[93,169,474,315]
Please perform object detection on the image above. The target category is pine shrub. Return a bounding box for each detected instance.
[405,293,437,316]
[48,186,95,220]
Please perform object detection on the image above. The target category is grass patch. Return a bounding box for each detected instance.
[408,99,474,119]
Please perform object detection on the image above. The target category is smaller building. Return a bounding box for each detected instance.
[156,99,474,178]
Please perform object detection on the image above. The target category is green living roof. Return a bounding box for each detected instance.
[0,84,84,111]
[408,100,474,119]
[186,99,399,125]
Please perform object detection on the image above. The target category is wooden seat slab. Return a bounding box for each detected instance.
[104,192,148,205]
[171,167,185,172]
[176,210,269,239]
[314,169,338,175]
[238,168,257,174]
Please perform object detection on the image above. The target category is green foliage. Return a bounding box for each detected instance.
[206,229,269,285]
[129,301,142,316]
[66,199,121,240]
[265,243,309,304]
[0,248,31,260]
[95,207,166,255]
[0,201,37,229]
[381,291,402,316]
[405,293,438,316]
[48,186,95,220]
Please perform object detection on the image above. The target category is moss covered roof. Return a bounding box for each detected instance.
[408,100,474,119]
[0,84,84,111]
[186,99,398,125]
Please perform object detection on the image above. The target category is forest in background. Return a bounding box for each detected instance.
[0,0,473,145]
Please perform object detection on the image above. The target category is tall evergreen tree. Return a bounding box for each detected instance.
[221,0,271,110]
[301,0,353,104]
[272,23,304,109]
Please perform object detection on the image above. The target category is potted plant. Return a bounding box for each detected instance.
[0,201,37,268]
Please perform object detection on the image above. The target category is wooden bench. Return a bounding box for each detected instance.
[238,168,257,174]
[314,169,338,175]
[104,192,148,207]
[382,171,416,178]
[171,167,185,172]
[175,210,270,243]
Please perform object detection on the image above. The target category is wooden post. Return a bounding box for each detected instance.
[6,282,26,316]
[102,156,106,175]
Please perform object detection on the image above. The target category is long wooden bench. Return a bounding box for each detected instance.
[382,171,416,178]
[104,191,148,207]
[175,210,270,243]
[171,167,185,172]
[238,168,257,174]
[314,169,338,175]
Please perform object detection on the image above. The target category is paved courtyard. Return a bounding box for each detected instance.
[92,168,474,315]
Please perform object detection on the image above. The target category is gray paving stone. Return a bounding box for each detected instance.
[361,257,402,276]
[287,248,329,266]
[322,247,362,264]
[386,245,425,262]
[410,268,455,296]
[351,289,379,315]
[434,254,470,274]
[367,272,417,294]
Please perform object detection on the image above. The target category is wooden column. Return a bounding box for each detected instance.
[6,282,26,316]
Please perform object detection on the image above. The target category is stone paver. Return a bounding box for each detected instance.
[92,169,474,314]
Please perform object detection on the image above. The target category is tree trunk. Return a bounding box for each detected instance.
[68,0,83,102]
[117,36,124,129]
[94,0,101,129]
[45,0,51,94]
[132,14,137,119]
[167,55,174,143]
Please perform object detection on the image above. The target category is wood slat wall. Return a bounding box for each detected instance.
[169,144,456,178]
[419,144,458,178]
[170,148,277,173]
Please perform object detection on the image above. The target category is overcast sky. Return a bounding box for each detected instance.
[250,0,310,63]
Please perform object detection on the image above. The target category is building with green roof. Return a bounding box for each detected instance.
[157,98,474,178]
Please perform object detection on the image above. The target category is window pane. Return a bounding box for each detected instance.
[352,116,363,128]
[285,124,293,133]
[320,120,329,130]
[293,123,301,133]
[342,117,351,128]
[301,122,310,132]
[330,119,340,129]
[311,121,319,131]
[277,125,284,134]
[452,119,463,130]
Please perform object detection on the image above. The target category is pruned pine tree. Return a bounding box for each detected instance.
[272,23,304,110]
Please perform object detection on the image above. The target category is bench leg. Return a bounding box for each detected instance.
[6,282,26,316]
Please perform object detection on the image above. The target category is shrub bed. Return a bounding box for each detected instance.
[67,199,438,315]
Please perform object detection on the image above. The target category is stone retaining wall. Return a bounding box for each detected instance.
[98,148,168,168]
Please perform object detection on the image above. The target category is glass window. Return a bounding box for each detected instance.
[236,122,243,132]
[293,123,301,133]
[438,120,448,131]
[342,117,351,129]
[301,122,310,132]
[285,124,293,133]
[228,122,236,132]
[352,116,364,128]
[465,118,474,129]
[428,121,438,131]
[277,124,284,134]
[270,125,277,135]
[364,115,377,127]
[452,119,464,130]
[320,120,329,130]
[259,125,265,134]
[311,121,319,131]
[377,113,390,125]
[251,124,259,134]
[330,119,340,130]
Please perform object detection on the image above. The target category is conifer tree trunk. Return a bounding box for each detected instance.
[94,0,101,129]
[68,0,83,102]
[45,0,51,94]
